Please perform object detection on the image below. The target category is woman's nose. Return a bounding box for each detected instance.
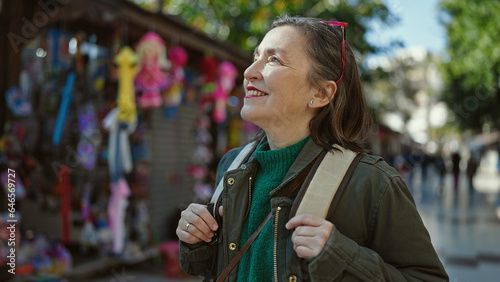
[243,61,263,82]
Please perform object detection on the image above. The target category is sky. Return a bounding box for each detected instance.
[364,0,449,143]
[365,0,447,65]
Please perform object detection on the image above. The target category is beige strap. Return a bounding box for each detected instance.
[295,145,358,218]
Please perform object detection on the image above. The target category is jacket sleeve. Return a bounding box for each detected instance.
[178,147,242,277]
[307,176,449,282]
[179,241,215,277]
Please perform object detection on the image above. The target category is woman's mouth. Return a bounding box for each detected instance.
[245,89,268,98]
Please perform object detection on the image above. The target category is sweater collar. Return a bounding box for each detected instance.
[254,137,309,174]
[247,136,323,175]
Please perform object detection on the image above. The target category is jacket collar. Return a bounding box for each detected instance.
[282,137,323,183]
[269,137,324,197]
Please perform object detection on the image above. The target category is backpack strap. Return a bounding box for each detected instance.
[293,145,362,218]
[209,141,257,215]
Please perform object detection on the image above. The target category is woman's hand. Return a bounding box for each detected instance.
[176,203,221,244]
[285,214,333,258]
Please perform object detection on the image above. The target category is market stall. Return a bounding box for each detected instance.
[0,0,252,280]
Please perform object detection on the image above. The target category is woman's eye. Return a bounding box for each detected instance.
[268,56,280,63]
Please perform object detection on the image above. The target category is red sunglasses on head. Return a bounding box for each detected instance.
[321,21,348,84]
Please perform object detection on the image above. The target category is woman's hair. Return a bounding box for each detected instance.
[254,16,367,153]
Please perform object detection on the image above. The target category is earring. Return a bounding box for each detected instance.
[309,100,314,105]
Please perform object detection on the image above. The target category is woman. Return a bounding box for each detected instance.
[177,16,448,281]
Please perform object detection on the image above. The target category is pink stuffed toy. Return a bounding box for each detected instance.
[134,32,169,109]
[213,61,237,123]
[107,178,131,254]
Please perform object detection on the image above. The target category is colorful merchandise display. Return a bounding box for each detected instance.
[0,9,245,279]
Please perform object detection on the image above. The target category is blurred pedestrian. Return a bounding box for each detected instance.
[434,153,446,194]
[421,152,430,183]
[177,16,447,281]
[451,151,461,191]
[466,154,479,192]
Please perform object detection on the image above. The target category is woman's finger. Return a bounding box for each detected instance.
[286,214,325,229]
[189,203,219,231]
[292,232,322,249]
[290,224,333,258]
[292,225,331,241]
[183,210,214,239]
[294,245,317,259]
[177,219,213,243]
[177,203,219,244]
[292,232,323,258]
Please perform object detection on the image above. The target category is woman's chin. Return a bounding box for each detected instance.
[240,107,260,125]
[240,108,251,122]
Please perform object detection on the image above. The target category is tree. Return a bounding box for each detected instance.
[439,0,500,131]
[160,0,400,60]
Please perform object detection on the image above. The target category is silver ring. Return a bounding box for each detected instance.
[185,223,190,231]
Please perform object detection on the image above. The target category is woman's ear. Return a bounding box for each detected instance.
[310,81,337,108]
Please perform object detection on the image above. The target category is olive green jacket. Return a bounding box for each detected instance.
[179,138,449,281]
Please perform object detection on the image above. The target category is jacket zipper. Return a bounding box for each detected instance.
[244,176,253,220]
[273,206,281,282]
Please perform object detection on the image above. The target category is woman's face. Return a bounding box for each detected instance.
[241,26,317,134]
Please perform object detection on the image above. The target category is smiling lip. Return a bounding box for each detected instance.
[245,86,268,98]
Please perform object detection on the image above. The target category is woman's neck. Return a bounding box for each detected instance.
[265,127,310,150]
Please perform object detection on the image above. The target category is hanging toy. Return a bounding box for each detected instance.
[187,165,208,180]
[134,32,169,109]
[80,183,98,250]
[104,46,139,182]
[103,108,137,182]
[107,178,131,254]
[5,87,32,117]
[50,242,73,275]
[163,46,188,119]
[213,61,237,123]
[134,201,151,245]
[52,71,76,146]
[77,103,99,170]
[184,70,196,103]
[199,54,218,111]
[115,46,139,124]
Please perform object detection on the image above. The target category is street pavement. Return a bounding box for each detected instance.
[407,164,500,282]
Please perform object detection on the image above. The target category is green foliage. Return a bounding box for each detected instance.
[439,0,500,131]
[160,0,399,58]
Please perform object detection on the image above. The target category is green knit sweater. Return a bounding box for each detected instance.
[237,137,309,282]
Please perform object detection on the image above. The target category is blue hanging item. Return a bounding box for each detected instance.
[5,87,32,117]
[52,71,76,146]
